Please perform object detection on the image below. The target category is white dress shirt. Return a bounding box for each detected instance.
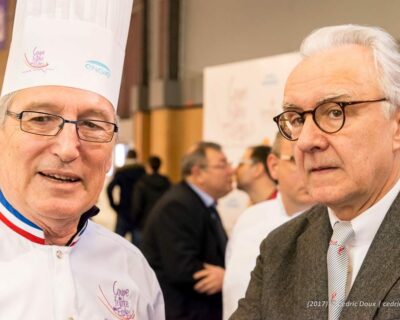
[328,178,400,290]
[223,194,301,320]
[0,190,165,320]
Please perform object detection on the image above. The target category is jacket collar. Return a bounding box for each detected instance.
[0,189,98,246]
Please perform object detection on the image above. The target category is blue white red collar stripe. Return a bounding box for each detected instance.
[0,190,45,244]
[69,221,88,246]
[0,190,93,246]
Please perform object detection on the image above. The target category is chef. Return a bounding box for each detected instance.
[0,0,164,319]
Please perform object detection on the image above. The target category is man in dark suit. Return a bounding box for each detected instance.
[231,25,400,320]
[106,149,145,243]
[133,155,171,241]
[142,141,233,320]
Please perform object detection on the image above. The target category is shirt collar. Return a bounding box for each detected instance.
[0,189,98,246]
[187,182,215,207]
[328,178,400,245]
[275,191,307,219]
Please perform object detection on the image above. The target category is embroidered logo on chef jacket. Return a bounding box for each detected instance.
[98,281,136,320]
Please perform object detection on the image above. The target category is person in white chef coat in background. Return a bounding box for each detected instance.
[0,0,164,319]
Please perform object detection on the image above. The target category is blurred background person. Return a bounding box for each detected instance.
[223,133,314,319]
[235,145,277,204]
[133,155,171,247]
[142,141,233,320]
[107,148,145,244]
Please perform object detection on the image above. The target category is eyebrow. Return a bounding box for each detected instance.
[79,109,115,121]
[17,102,115,122]
[19,102,62,113]
[282,93,353,111]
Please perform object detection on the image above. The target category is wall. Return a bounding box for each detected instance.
[180,0,400,101]
[135,106,203,182]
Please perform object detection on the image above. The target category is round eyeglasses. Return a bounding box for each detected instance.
[273,98,387,141]
[6,110,118,143]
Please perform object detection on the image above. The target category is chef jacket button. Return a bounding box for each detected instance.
[56,250,63,259]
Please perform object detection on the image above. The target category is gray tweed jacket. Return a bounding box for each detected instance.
[230,193,400,320]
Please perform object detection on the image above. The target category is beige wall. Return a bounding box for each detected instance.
[181,0,400,83]
[135,106,203,182]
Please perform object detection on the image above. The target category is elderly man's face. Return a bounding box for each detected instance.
[0,86,114,224]
[199,148,234,200]
[284,45,400,216]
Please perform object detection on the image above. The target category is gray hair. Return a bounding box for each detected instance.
[300,24,400,115]
[181,141,222,178]
[0,93,16,126]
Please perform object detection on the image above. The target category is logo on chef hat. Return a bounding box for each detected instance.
[85,60,111,78]
[24,47,52,72]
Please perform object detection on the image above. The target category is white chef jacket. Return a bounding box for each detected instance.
[223,194,302,320]
[0,190,165,320]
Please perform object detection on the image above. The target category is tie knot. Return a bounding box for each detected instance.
[330,221,354,246]
[209,203,218,211]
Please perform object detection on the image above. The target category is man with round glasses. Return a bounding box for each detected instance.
[0,0,164,319]
[231,25,400,320]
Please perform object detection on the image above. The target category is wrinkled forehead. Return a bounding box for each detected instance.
[205,148,226,163]
[10,86,116,120]
[283,45,381,108]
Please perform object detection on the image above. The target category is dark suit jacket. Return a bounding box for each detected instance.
[142,181,226,320]
[231,193,400,320]
[132,173,171,230]
[106,163,145,223]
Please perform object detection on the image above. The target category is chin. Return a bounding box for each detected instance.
[36,201,88,219]
[309,187,344,206]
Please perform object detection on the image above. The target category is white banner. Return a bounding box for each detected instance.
[203,52,301,233]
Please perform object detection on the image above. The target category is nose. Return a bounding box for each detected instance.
[50,122,81,163]
[296,115,329,153]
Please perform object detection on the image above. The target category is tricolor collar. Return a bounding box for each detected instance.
[0,190,99,246]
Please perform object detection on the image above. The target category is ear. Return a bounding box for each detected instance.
[253,162,265,178]
[190,165,203,182]
[267,153,279,181]
[105,154,113,173]
[392,109,400,151]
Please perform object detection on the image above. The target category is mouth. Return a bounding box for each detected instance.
[39,171,81,183]
[310,166,337,173]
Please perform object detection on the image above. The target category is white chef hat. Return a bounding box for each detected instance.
[1,0,134,110]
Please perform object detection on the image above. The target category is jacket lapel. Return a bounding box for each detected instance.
[341,193,400,319]
[182,181,227,257]
[293,206,332,319]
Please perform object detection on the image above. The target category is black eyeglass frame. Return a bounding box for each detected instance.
[6,110,119,143]
[273,98,387,141]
